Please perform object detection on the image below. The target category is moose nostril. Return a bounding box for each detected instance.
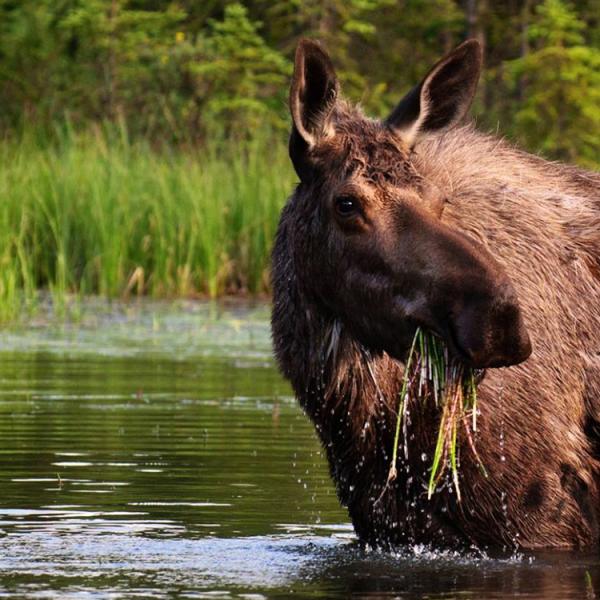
[492,300,532,366]
[448,291,532,369]
[496,299,521,329]
[513,318,532,362]
[520,335,533,360]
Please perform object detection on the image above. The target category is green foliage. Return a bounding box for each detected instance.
[0,126,294,320]
[506,0,600,167]
[365,0,464,115]
[192,3,291,134]
[0,0,598,164]
[0,1,290,140]
[529,0,586,45]
[258,0,396,106]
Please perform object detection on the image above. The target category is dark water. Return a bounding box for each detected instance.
[0,300,598,599]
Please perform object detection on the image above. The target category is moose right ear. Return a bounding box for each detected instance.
[289,39,339,180]
[385,40,482,148]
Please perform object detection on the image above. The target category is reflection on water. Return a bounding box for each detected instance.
[0,300,598,599]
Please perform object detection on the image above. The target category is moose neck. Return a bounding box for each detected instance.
[271,203,413,464]
[271,237,460,546]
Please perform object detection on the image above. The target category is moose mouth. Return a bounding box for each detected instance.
[438,313,531,369]
[445,321,479,366]
[404,320,475,369]
[405,304,531,370]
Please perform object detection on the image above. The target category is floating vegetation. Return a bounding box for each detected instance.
[387,327,486,501]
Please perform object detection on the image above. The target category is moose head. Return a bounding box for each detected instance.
[286,39,532,369]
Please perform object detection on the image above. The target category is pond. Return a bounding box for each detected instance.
[0,299,597,598]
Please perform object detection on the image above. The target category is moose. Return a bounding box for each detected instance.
[271,38,600,549]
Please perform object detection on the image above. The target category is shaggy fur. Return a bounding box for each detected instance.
[271,44,600,550]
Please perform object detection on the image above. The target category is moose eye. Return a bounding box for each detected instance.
[334,195,358,217]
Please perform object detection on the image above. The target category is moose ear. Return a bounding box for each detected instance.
[289,39,339,180]
[385,40,482,148]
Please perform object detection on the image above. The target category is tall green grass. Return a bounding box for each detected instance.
[0,124,295,321]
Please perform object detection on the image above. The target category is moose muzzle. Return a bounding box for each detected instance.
[449,284,532,368]
[401,209,533,369]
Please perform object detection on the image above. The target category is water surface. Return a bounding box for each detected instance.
[0,299,597,598]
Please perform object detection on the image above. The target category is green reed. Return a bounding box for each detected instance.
[388,327,486,501]
[0,124,294,321]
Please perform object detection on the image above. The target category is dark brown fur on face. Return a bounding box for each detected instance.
[271,39,600,549]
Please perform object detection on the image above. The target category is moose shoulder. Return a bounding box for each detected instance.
[271,39,600,549]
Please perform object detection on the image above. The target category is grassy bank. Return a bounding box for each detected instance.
[0,126,295,322]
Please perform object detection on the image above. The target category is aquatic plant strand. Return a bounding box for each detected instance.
[387,327,486,501]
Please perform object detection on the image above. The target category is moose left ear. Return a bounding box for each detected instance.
[385,40,482,148]
[289,39,339,180]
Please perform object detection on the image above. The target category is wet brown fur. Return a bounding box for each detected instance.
[271,56,600,550]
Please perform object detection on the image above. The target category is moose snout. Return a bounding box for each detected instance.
[450,285,532,368]
[388,205,533,369]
